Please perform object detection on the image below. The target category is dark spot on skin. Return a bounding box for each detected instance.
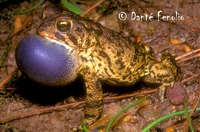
[109,78,129,85]
[95,28,103,36]
[93,38,100,47]
[38,28,44,33]
[109,68,115,75]
[99,50,111,66]
[128,76,133,81]
[85,113,99,119]
[68,34,78,46]
[117,51,121,56]
[88,26,103,36]
[109,31,116,37]
[159,74,170,78]
[99,51,107,58]
[38,22,53,33]
[55,32,66,42]
[122,75,128,80]
[104,68,109,76]
[71,13,81,21]
[115,59,125,70]
[86,100,102,108]
[130,62,136,67]
[107,36,111,41]
[126,67,131,72]
[150,70,156,77]
[84,66,89,71]
[74,26,82,32]
[90,54,94,58]
[84,38,90,47]
[133,44,144,56]
[45,22,54,27]
[98,63,102,67]
[80,56,87,62]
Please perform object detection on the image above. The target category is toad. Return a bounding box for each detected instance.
[16,7,179,130]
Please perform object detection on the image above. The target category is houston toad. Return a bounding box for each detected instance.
[37,7,179,129]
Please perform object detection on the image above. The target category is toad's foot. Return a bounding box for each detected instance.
[159,82,175,102]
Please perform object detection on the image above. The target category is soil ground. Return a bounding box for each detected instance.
[0,0,200,131]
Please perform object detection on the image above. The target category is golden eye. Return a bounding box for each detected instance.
[56,18,72,33]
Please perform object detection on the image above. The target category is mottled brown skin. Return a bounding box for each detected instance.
[38,7,179,129]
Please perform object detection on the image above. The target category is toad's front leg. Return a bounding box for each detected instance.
[83,73,103,127]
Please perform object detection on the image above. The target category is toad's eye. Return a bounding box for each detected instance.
[56,18,72,33]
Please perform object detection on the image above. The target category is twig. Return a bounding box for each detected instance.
[0,68,18,88]
[0,101,85,124]
[175,48,200,63]
[0,15,31,87]
[177,53,200,63]
[0,89,157,124]
[80,0,105,17]
[104,89,157,101]
[175,48,200,61]
[0,87,15,91]
[0,73,198,125]
[181,73,200,83]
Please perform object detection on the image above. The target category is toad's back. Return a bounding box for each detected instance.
[77,20,148,85]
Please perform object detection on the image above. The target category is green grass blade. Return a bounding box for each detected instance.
[82,123,89,132]
[142,107,200,132]
[184,98,194,132]
[106,97,147,132]
[61,0,83,15]
[14,0,45,15]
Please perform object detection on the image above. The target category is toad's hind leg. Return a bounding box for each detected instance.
[143,53,179,101]
[83,74,103,126]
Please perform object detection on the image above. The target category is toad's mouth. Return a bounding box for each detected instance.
[44,37,74,54]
